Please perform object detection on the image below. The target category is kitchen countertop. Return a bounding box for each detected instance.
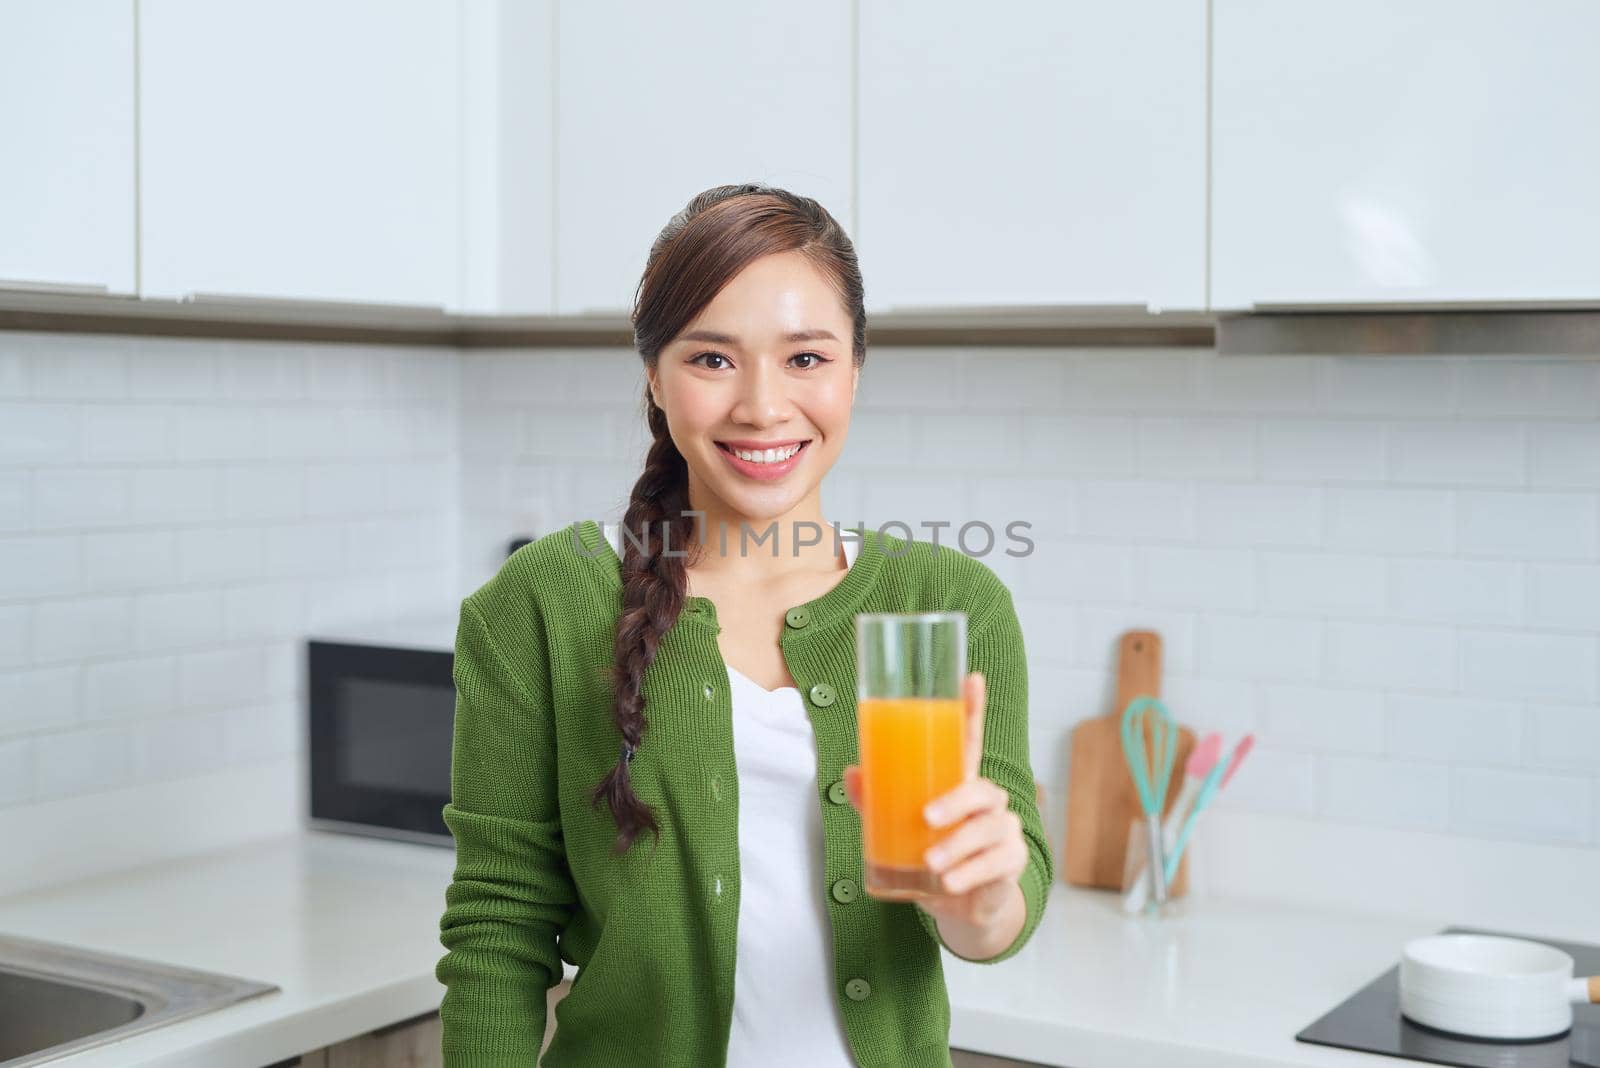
[0,828,1506,1068]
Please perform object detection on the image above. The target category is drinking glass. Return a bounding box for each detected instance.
[855,611,967,900]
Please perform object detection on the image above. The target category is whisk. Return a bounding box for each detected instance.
[1118,695,1178,906]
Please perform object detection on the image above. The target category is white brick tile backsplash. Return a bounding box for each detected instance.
[1,404,79,462]
[1260,419,1387,483]
[914,413,1025,469]
[1527,565,1600,630]
[1456,360,1600,418]
[1457,490,1598,561]
[130,467,221,523]
[34,725,136,799]
[0,604,27,669]
[0,536,78,598]
[1211,744,1315,817]
[1527,704,1600,773]
[1321,357,1455,417]
[1015,540,1135,603]
[4,333,1599,861]
[134,589,225,651]
[963,350,1068,411]
[1193,352,1320,413]
[0,471,26,530]
[33,469,130,527]
[1386,557,1521,626]
[1196,483,1321,546]
[83,530,179,592]
[1326,621,1456,691]
[1325,487,1454,554]
[1136,417,1257,480]
[176,527,263,584]
[123,338,218,400]
[33,596,135,662]
[1140,546,1254,611]
[1528,423,1600,490]
[0,738,31,804]
[178,646,269,710]
[1390,423,1526,487]
[82,655,178,723]
[81,405,170,462]
[1162,675,1256,736]
[1197,614,1322,682]
[1458,630,1597,703]
[1062,350,1197,410]
[1387,694,1525,766]
[1452,766,1592,845]
[1319,755,1450,830]
[1260,684,1384,753]
[1073,479,1194,541]
[219,342,309,400]
[0,665,77,735]
[1259,551,1386,616]
[1073,605,1196,675]
[221,465,305,521]
[1021,414,1140,476]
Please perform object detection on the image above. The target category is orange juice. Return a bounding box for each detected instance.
[858,695,965,899]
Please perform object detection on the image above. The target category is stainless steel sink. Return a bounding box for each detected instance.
[0,933,278,1066]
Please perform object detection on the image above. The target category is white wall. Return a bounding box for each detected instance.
[462,345,1600,852]
[3,334,1595,894]
[0,331,458,891]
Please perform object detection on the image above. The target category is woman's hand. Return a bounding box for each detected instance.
[842,671,1029,931]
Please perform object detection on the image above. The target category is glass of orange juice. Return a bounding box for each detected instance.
[854,611,967,900]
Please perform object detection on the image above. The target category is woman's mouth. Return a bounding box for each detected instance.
[714,439,811,481]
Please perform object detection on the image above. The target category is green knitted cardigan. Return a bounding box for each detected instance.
[436,519,1052,1067]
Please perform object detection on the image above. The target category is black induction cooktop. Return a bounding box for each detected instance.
[1297,926,1600,1068]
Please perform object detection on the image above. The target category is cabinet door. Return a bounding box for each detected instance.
[858,0,1207,314]
[1213,0,1600,308]
[0,0,136,293]
[554,0,854,316]
[138,0,461,308]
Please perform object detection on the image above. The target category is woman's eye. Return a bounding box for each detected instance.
[792,352,827,369]
[693,352,730,370]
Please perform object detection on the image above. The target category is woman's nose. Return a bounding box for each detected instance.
[733,363,790,422]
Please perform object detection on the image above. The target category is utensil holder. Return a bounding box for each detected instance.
[1120,816,1190,916]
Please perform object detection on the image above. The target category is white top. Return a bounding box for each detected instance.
[601,521,861,1067]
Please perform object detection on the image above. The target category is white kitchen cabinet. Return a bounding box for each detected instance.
[0,0,136,293]
[552,0,854,316]
[1213,0,1600,309]
[137,0,461,308]
[857,0,1207,315]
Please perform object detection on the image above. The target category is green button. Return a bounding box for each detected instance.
[827,779,848,805]
[808,683,835,708]
[703,683,714,700]
[844,978,871,1001]
[831,878,857,903]
[784,607,810,629]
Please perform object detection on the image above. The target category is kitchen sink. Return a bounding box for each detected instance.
[0,933,278,1066]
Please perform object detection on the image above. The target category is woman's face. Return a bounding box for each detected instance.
[647,249,859,532]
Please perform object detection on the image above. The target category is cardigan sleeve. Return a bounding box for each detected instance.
[913,574,1054,964]
[435,593,577,1066]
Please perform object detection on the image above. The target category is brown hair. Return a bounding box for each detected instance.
[589,182,868,856]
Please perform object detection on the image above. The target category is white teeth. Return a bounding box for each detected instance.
[729,443,802,463]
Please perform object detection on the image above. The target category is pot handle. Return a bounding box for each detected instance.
[1571,976,1599,1004]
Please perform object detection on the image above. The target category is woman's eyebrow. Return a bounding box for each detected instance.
[678,328,839,345]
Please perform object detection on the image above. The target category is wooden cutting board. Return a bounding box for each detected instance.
[1063,630,1196,894]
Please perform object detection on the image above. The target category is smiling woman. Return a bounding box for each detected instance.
[434,183,1053,1068]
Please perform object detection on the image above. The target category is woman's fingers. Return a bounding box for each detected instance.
[925,775,1009,830]
[934,833,1028,896]
[843,764,862,810]
[924,805,1019,873]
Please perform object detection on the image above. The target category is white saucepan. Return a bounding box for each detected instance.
[1399,933,1600,1041]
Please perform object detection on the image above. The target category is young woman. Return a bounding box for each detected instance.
[436,184,1052,1067]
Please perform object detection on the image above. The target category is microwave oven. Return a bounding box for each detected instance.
[306,615,460,847]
